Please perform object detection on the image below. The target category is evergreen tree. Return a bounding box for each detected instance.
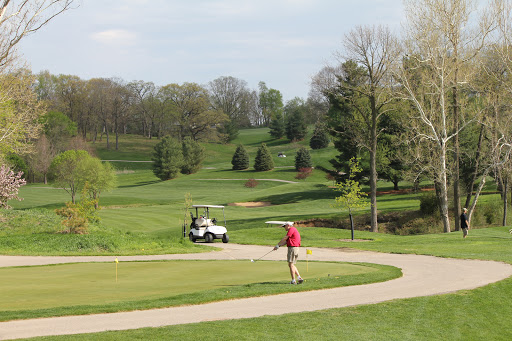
[269,111,285,139]
[285,103,307,141]
[295,147,313,171]
[254,143,274,171]
[152,136,184,180]
[231,144,250,170]
[309,122,330,149]
[217,121,239,143]
[181,137,205,174]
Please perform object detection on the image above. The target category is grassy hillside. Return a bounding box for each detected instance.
[5,127,506,254]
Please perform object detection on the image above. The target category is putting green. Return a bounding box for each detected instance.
[1,260,379,311]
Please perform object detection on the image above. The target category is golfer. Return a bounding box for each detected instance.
[461,208,469,238]
[273,222,304,284]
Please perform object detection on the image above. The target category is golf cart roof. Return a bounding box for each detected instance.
[192,205,225,209]
[265,221,294,225]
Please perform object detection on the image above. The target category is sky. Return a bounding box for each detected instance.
[19,0,404,102]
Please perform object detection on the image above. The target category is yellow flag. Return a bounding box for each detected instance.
[306,249,312,255]
[115,258,119,263]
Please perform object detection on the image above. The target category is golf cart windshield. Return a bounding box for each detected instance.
[192,205,226,226]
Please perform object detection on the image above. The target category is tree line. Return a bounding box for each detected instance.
[4,0,512,237]
[312,0,512,233]
[33,73,326,148]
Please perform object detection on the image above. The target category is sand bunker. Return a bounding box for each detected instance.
[228,201,272,207]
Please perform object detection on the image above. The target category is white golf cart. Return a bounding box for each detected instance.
[188,205,229,243]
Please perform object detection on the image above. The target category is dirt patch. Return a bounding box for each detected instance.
[375,187,434,195]
[228,201,272,207]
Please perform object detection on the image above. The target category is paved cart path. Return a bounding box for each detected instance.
[1,244,511,340]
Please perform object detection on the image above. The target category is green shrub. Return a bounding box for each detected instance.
[472,200,502,226]
[419,191,438,215]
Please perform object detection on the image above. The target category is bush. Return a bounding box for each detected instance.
[472,201,502,226]
[5,154,28,179]
[295,167,313,180]
[231,144,250,170]
[244,178,259,189]
[419,191,438,215]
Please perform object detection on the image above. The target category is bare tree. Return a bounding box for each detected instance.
[27,134,55,184]
[128,80,157,139]
[0,0,75,72]
[399,0,495,232]
[209,76,255,128]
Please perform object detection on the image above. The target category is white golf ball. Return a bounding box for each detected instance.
[251,259,254,262]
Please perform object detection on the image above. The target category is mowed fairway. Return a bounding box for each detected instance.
[0,260,381,311]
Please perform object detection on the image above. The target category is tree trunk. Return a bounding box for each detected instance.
[349,212,354,240]
[503,177,508,226]
[370,97,378,233]
[439,145,451,233]
[453,153,461,230]
[453,81,461,231]
[393,181,399,191]
[465,124,485,208]
[468,172,488,224]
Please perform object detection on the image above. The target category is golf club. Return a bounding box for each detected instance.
[250,249,274,262]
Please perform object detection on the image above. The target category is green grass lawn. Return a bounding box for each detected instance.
[23,226,512,341]
[0,260,399,322]
[4,129,512,340]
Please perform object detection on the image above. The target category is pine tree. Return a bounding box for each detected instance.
[285,107,307,141]
[254,143,274,171]
[269,112,285,139]
[231,144,250,170]
[152,136,183,180]
[309,122,330,149]
[295,147,312,171]
[181,137,205,174]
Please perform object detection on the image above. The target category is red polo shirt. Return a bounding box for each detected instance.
[286,226,301,247]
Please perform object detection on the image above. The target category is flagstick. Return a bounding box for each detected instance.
[307,253,309,272]
[115,258,119,283]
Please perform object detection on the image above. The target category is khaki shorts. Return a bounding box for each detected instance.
[462,228,468,237]
[287,247,299,264]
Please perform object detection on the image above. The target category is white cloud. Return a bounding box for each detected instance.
[91,29,138,46]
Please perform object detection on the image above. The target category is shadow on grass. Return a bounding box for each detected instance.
[246,138,291,148]
[118,179,162,188]
[256,188,336,204]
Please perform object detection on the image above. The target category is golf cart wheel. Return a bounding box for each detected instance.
[222,233,229,243]
[204,233,214,243]
[189,233,197,243]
